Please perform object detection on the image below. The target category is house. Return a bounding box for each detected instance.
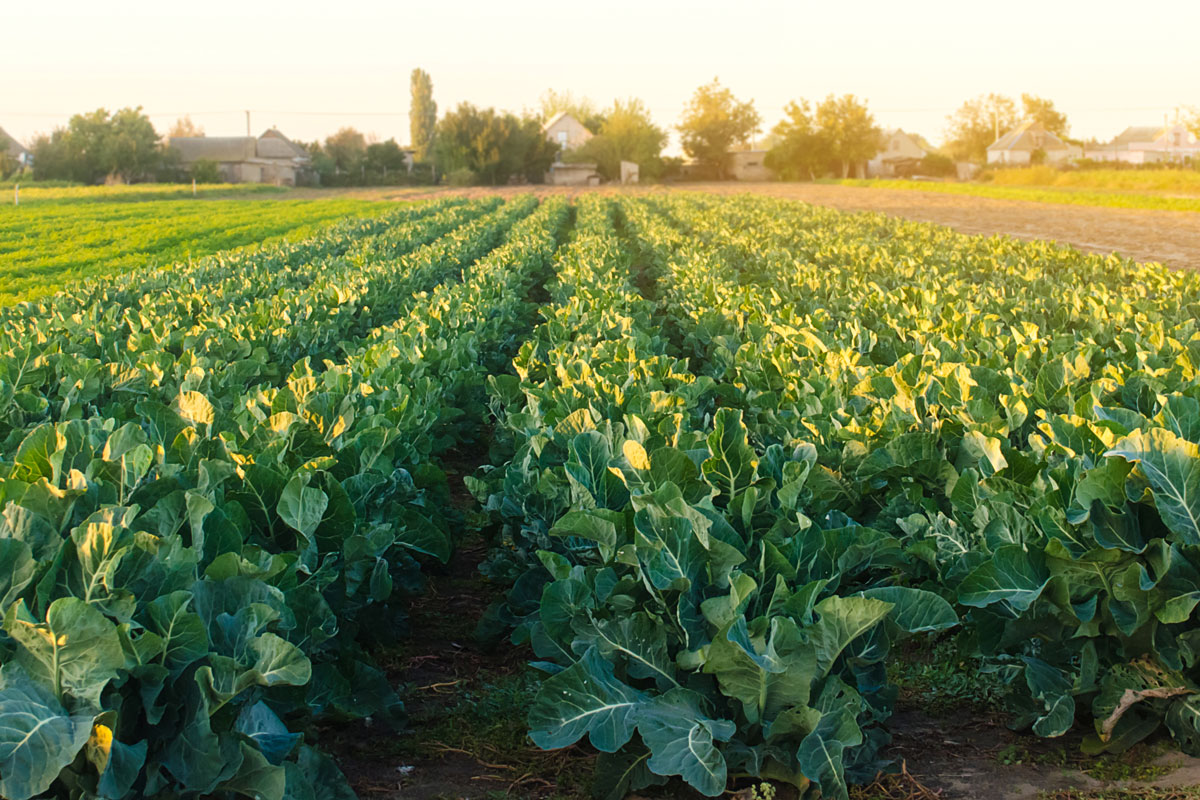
[168,128,310,185]
[1,126,32,169]
[868,129,929,177]
[986,121,1076,165]
[544,111,594,152]
[729,149,772,181]
[1084,123,1200,164]
[542,111,600,186]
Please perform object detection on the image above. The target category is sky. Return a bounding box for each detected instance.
[4,0,1199,154]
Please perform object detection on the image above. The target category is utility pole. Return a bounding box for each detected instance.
[245,110,251,137]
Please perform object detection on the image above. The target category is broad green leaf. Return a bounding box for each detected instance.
[248,633,312,687]
[584,612,677,690]
[0,540,36,612]
[860,586,958,633]
[1023,657,1075,738]
[957,544,1050,613]
[1107,428,1200,544]
[807,595,892,677]
[277,474,329,541]
[635,688,735,797]
[218,741,287,800]
[702,408,757,505]
[0,664,94,800]
[528,647,643,753]
[704,617,817,724]
[796,685,864,800]
[146,591,209,675]
[174,390,215,430]
[5,598,123,707]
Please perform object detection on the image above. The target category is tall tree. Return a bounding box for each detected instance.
[1021,94,1069,138]
[814,94,881,178]
[539,89,605,132]
[569,98,667,180]
[166,116,204,139]
[677,78,761,178]
[764,100,829,181]
[410,68,437,162]
[944,93,1021,163]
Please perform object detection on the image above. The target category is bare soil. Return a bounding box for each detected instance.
[292,182,1200,271]
[883,710,1200,800]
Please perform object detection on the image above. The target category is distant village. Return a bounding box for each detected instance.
[3,82,1199,188]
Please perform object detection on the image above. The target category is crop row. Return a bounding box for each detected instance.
[0,196,567,800]
[5,191,1200,800]
[470,194,1200,798]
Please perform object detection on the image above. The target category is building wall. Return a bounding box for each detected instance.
[545,115,593,152]
[868,132,929,177]
[987,148,1072,165]
[545,164,598,186]
[729,150,772,181]
[987,150,1032,165]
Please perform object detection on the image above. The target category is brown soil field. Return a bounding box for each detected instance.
[295,181,1200,271]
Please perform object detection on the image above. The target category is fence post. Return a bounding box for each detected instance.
[192,178,197,196]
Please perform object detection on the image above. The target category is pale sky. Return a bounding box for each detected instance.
[5,0,1199,153]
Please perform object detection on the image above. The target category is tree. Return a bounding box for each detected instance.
[1187,107,1200,139]
[569,98,667,180]
[435,104,558,185]
[815,95,881,178]
[764,100,829,181]
[0,151,19,180]
[539,89,605,132]
[501,115,560,183]
[166,116,204,139]
[365,139,411,175]
[678,78,761,178]
[106,108,164,182]
[324,127,367,174]
[944,94,1021,163]
[1022,94,1069,139]
[32,107,162,183]
[410,68,437,162]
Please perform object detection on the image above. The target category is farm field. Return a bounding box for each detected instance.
[985,167,1200,194]
[3,182,285,205]
[0,196,390,304]
[3,192,1200,800]
[832,178,1200,213]
[682,182,1200,271]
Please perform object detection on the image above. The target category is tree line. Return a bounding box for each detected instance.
[10,75,1197,185]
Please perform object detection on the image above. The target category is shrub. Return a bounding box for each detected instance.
[446,167,476,186]
[190,159,222,184]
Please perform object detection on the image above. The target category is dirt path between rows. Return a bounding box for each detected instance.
[299,182,1200,271]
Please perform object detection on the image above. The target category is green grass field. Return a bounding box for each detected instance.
[0,193,389,304]
[3,181,285,204]
[833,177,1200,212]
[986,165,1200,193]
